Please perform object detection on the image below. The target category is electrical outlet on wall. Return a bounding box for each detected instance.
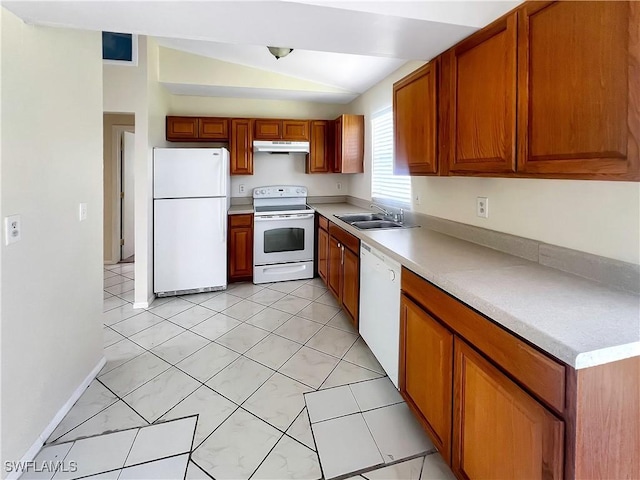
[239,184,245,194]
[4,215,21,245]
[336,182,342,191]
[476,197,489,218]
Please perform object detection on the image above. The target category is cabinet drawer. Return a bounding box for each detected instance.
[318,215,329,230]
[328,223,359,253]
[229,213,253,228]
[401,267,565,414]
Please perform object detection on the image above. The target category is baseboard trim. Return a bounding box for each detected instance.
[6,356,106,480]
[133,293,155,309]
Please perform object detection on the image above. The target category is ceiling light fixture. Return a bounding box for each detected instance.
[267,46,294,60]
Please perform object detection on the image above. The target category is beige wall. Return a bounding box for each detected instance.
[1,8,104,472]
[103,113,134,263]
[347,62,640,264]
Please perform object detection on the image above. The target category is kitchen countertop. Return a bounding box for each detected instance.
[310,202,640,370]
[228,205,253,215]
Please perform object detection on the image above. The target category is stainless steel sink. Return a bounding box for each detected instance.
[334,213,386,223]
[334,213,417,230]
[351,220,403,230]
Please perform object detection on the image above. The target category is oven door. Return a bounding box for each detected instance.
[254,213,315,266]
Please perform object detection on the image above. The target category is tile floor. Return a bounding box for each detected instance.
[22,263,457,480]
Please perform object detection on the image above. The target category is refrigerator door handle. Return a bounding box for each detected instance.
[221,202,226,243]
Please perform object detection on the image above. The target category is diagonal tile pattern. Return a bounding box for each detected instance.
[29,264,455,480]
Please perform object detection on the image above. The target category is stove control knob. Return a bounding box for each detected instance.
[296,188,302,194]
[260,189,266,195]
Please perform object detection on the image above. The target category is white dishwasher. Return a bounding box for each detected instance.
[359,242,402,388]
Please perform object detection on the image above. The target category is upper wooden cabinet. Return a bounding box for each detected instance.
[517,1,639,179]
[167,116,229,141]
[334,114,364,174]
[394,60,440,175]
[307,120,333,173]
[230,119,253,175]
[254,119,309,141]
[447,13,517,174]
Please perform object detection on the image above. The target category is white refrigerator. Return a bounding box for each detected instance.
[153,148,230,296]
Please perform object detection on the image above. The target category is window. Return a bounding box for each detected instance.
[102,32,138,66]
[371,107,411,206]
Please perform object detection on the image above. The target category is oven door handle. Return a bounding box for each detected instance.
[254,214,315,221]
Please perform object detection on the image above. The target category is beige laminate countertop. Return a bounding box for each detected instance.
[310,202,640,370]
[228,205,254,215]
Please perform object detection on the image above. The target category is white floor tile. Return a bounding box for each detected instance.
[215,323,269,353]
[176,342,239,383]
[103,296,128,312]
[115,290,135,303]
[185,461,211,480]
[192,409,281,480]
[305,278,327,289]
[206,357,274,404]
[125,417,196,466]
[166,305,216,328]
[55,401,147,444]
[273,316,323,344]
[103,327,124,348]
[104,280,135,296]
[149,298,194,319]
[305,385,360,424]
[364,456,424,480]
[247,288,286,306]
[307,325,358,358]
[312,413,384,480]
[160,385,238,448]
[179,291,222,305]
[267,280,309,294]
[104,270,119,279]
[21,442,73,479]
[252,435,321,480]
[315,291,340,308]
[102,339,146,375]
[343,339,385,374]
[103,291,114,300]
[296,303,340,324]
[286,408,315,451]
[227,282,265,297]
[128,321,185,350]
[104,275,127,288]
[99,351,171,397]
[200,292,243,312]
[270,295,312,315]
[119,454,189,480]
[109,311,164,337]
[279,347,339,389]
[222,299,266,321]
[290,284,327,301]
[320,361,384,389]
[420,453,456,480]
[190,313,241,341]
[327,311,358,333]
[53,428,137,479]
[123,367,200,422]
[48,382,118,443]
[244,373,312,431]
[151,330,210,364]
[349,377,403,412]
[102,304,141,326]
[245,334,302,370]
[245,307,292,331]
[362,403,434,464]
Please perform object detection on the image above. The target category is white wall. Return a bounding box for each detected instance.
[1,9,104,472]
[348,62,640,264]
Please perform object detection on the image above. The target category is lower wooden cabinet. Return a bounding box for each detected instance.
[341,247,359,324]
[400,295,453,463]
[228,214,253,282]
[317,218,329,282]
[453,338,564,480]
[327,234,342,299]
[325,223,360,328]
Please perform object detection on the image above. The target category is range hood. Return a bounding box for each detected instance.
[253,140,310,154]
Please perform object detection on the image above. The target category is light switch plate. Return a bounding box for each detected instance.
[5,215,21,245]
[79,203,87,221]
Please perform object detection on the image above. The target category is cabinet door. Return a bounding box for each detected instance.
[254,119,282,140]
[166,116,199,141]
[327,236,342,301]
[517,1,639,179]
[399,295,453,463]
[307,121,331,173]
[317,226,329,283]
[283,120,309,141]
[448,13,517,174]
[230,119,253,175]
[394,61,439,175]
[228,215,253,282]
[334,115,364,174]
[342,246,359,329]
[199,117,229,140]
[453,338,564,480]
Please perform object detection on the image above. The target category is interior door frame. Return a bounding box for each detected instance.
[111,125,135,263]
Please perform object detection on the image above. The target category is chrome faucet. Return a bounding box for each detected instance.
[370,203,405,223]
[370,203,392,216]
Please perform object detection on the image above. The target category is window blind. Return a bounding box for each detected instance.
[371,108,411,206]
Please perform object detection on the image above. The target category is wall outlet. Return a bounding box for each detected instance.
[239,184,245,194]
[414,193,421,205]
[336,182,342,190]
[5,215,21,245]
[476,197,489,218]
[79,203,88,221]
